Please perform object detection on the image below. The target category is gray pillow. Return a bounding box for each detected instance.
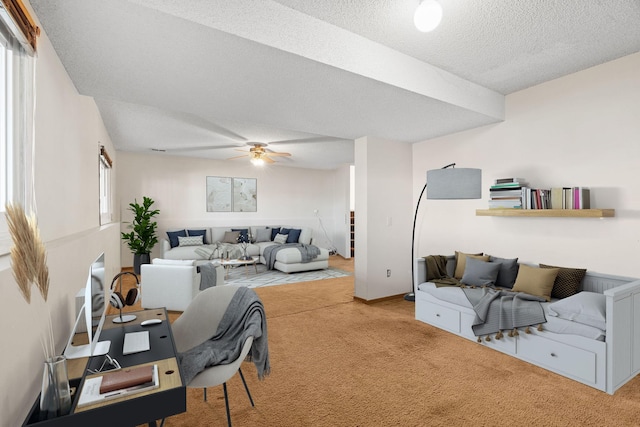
[461,257,501,287]
[253,228,272,243]
[489,256,519,288]
[548,291,606,331]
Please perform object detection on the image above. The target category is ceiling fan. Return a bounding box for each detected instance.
[227,142,291,166]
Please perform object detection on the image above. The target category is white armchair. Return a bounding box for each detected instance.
[140,259,224,312]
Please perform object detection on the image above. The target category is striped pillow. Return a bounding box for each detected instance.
[540,264,587,299]
[178,235,204,247]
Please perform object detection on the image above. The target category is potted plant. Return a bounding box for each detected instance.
[121,196,160,274]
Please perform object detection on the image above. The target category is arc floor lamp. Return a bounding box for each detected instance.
[405,164,482,301]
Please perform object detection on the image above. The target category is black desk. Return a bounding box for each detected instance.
[23,309,186,427]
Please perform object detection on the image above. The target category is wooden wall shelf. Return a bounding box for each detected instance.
[475,209,615,218]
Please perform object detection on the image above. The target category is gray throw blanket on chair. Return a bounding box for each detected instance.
[263,243,321,270]
[198,263,218,290]
[462,287,547,338]
[178,287,270,384]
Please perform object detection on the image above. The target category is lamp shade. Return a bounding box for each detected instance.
[426,168,482,199]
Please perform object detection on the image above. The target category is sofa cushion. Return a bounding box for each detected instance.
[270,227,281,241]
[274,233,288,244]
[178,235,203,246]
[547,291,606,331]
[232,228,250,243]
[540,263,587,299]
[187,229,208,244]
[489,255,519,289]
[167,229,187,248]
[254,228,272,243]
[512,264,559,301]
[223,231,240,243]
[286,228,302,243]
[454,251,487,279]
[461,257,501,287]
[152,258,195,266]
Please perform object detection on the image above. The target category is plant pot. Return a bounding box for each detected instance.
[133,253,151,275]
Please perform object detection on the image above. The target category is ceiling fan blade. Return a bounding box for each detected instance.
[265,152,291,157]
[161,144,244,152]
[262,156,276,164]
[227,154,250,160]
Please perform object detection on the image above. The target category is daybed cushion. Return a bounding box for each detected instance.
[461,257,501,287]
[178,235,204,246]
[167,229,187,248]
[187,229,208,244]
[540,263,587,299]
[223,231,240,243]
[547,291,606,331]
[454,251,488,279]
[512,264,559,301]
[489,255,519,288]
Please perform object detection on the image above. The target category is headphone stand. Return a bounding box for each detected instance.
[111,273,137,324]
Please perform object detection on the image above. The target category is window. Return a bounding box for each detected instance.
[99,146,113,225]
[0,12,37,255]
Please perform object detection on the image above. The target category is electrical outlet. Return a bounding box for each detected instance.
[387,269,391,277]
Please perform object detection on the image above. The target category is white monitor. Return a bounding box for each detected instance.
[64,253,111,359]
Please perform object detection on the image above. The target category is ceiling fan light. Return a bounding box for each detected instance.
[250,157,264,166]
[414,0,442,32]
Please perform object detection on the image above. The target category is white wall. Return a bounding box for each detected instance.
[413,52,640,278]
[116,152,350,264]
[0,23,121,427]
[354,136,413,300]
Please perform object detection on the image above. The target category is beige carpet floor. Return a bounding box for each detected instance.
[114,257,640,427]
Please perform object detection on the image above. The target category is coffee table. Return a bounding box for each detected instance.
[220,258,259,278]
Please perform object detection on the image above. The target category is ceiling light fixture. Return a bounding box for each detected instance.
[250,155,265,166]
[414,0,443,32]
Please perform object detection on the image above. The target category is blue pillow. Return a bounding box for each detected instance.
[286,228,302,243]
[489,256,519,288]
[167,229,186,248]
[280,227,291,235]
[187,229,208,244]
[270,227,281,241]
[232,228,249,243]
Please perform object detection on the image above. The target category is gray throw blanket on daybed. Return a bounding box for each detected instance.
[197,263,218,290]
[263,243,321,270]
[462,287,547,339]
[178,287,270,384]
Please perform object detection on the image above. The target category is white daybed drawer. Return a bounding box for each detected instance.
[460,313,516,354]
[417,300,460,334]
[518,333,597,384]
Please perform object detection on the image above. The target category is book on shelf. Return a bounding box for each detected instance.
[490,189,523,197]
[494,178,526,184]
[488,199,522,209]
[550,188,563,209]
[573,187,590,209]
[490,183,525,189]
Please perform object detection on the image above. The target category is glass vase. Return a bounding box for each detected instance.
[39,355,72,420]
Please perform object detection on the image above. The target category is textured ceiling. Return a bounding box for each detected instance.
[29,0,640,169]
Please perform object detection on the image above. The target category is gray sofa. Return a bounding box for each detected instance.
[161,226,329,273]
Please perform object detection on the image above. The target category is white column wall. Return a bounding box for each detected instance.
[412,52,640,277]
[354,136,413,300]
[116,152,345,265]
[0,26,121,426]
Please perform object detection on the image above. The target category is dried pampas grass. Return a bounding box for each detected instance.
[5,203,50,303]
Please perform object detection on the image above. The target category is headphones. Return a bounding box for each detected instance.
[109,272,140,309]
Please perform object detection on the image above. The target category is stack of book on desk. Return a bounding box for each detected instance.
[77,364,159,407]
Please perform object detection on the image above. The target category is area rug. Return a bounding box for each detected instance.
[223,264,351,288]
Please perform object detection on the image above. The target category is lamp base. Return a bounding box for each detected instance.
[112,314,137,323]
[403,292,415,302]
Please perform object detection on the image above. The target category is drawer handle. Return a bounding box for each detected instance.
[550,353,557,357]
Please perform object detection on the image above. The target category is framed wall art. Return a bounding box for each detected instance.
[206,176,232,212]
[232,177,257,212]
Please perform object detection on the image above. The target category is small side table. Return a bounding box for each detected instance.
[220,258,259,278]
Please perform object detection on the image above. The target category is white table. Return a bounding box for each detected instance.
[220,258,259,278]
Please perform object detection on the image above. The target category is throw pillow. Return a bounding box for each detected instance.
[166,229,186,248]
[286,228,302,244]
[178,235,203,246]
[512,264,559,301]
[489,256,519,288]
[461,257,501,287]
[274,233,288,244]
[232,228,250,243]
[223,231,240,244]
[454,251,488,279]
[187,229,208,244]
[254,228,272,243]
[540,263,587,299]
[547,291,606,331]
[270,227,281,241]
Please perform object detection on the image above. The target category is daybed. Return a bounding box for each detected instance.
[160,226,329,273]
[414,253,640,394]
